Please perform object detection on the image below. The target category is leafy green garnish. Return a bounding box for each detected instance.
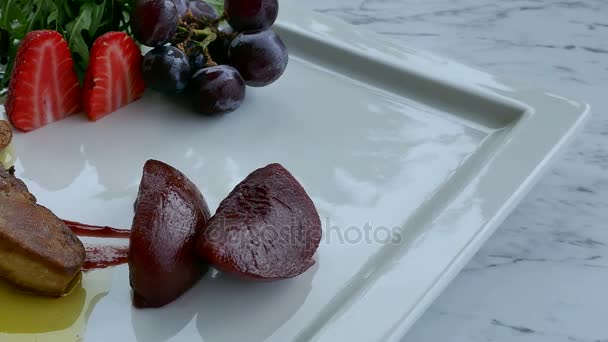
[0,0,135,87]
[65,1,107,67]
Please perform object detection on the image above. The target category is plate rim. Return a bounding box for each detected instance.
[275,3,591,341]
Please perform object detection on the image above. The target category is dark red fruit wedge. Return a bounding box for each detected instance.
[129,160,211,308]
[5,30,81,132]
[197,163,321,280]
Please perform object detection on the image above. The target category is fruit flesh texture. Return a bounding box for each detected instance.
[228,30,288,87]
[197,163,321,280]
[129,160,211,308]
[225,0,278,31]
[5,30,81,132]
[142,46,191,94]
[190,65,246,115]
[83,32,146,120]
[131,0,178,47]
[0,165,85,296]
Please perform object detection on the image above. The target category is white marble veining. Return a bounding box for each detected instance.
[284,1,608,341]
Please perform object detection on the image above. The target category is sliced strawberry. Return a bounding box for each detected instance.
[83,32,146,121]
[5,30,81,132]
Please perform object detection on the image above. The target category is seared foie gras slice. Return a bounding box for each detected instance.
[0,165,85,296]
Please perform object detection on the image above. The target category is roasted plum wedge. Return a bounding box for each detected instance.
[129,160,211,308]
[197,163,321,280]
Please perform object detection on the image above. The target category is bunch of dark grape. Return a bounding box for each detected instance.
[131,0,287,115]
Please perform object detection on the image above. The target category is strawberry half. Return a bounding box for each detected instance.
[83,32,145,121]
[5,30,81,132]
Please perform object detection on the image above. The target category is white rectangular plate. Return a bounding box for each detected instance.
[0,3,589,342]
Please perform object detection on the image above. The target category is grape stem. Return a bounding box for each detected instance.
[192,28,218,67]
[203,49,217,67]
[175,14,225,68]
[191,27,217,46]
[209,12,228,27]
[182,27,219,67]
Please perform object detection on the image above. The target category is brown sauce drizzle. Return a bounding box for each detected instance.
[62,220,130,270]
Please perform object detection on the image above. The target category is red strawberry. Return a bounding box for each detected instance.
[5,30,81,132]
[83,32,145,121]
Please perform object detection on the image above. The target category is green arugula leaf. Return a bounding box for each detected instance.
[47,3,60,27]
[1,0,25,32]
[0,0,134,89]
[65,0,106,70]
[25,1,44,34]
[0,0,31,87]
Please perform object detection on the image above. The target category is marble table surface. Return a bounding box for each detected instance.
[284,0,608,341]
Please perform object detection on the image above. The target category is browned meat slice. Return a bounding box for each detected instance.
[0,165,85,296]
[0,120,11,151]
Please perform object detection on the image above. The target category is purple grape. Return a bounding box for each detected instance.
[228,30,288,87]
[173,0,188,16]
[191,66,246,115]
[131,0,178,47]
[188,0,218,21]
[224,0,278,31]
[142,46,191,94]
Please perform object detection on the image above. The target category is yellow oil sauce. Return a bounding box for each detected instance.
[0,270,111,342]
[0,143,14,168]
